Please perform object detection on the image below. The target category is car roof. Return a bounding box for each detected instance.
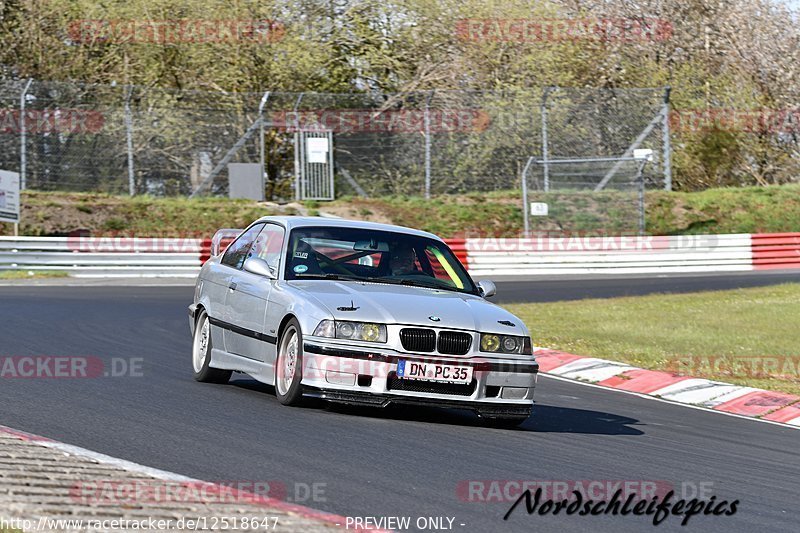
[253,216,443,241]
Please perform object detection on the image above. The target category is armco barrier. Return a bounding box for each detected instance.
[0,237,204,277]
[751,232,800,270]
[463,234,755,276]
[1,233,800,277]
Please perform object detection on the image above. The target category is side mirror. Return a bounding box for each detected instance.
[243,257,276,279]
[477,279,496,298]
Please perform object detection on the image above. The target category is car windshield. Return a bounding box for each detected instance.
[285,226,479,295]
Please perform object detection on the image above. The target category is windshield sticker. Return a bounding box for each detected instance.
[293,264,309,273]
[294,251,309,259]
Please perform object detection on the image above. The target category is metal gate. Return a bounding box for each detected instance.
[294,130,334,200]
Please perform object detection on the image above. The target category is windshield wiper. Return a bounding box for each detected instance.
[294,273,364,282]
[378,277,452,291]
[323,273,367,282]
[317,274,430,288]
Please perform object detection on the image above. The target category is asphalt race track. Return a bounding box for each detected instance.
[488,270,800,303]
[1,277,798,532]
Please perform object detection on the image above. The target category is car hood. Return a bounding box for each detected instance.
[288,280,527,335]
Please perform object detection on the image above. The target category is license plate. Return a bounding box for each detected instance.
[397,360,473,384]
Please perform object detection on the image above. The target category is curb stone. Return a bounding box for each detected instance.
[535,348,800,428]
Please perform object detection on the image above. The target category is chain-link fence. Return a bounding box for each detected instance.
[0,80,269,196]
[0,80,671,202]
[523,156,651,236]
[0,80,130,193]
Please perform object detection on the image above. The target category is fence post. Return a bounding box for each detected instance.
[258,90,271,196]
[541,87,552,193]
[662,86,672,191]
[124,85,136,195]
[636,158,648,236]
[521,156,534,238]
[19,78,33,190]
[424,90,435,199]
[293,93,304,201]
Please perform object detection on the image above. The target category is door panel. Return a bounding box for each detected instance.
[216,223,265,354]
[224,271,271,359]
[201,261,232,351]
[223,223,286,362]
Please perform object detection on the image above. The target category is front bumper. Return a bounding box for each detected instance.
[304,388,533,419]
[300,340,537,418]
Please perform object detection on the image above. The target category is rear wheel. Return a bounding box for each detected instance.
[275,318,304,406]
[192,310,232,384]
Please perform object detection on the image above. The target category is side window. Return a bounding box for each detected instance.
[250,224,286,274]
[221,224,264,270]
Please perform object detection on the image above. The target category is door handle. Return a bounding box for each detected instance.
[228,282,237,291]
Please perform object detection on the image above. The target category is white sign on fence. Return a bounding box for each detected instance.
[0,170,20,224]
[306,137,329,163]
[530,202,549,217]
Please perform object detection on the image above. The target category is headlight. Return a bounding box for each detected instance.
[480,333,532,355]
[480,334,500,352]
[502,336,519,352]
[313,320,387,343]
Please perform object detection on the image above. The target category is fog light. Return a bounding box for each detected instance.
[501,387,528,400]
[325,371,356,386]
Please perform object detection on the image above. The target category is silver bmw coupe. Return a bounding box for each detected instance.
[189,217,538,424]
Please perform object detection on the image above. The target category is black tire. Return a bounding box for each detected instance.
[275,318,305,406]
[192,310,232,384]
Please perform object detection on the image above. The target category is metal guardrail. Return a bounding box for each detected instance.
[751,233,800,270]
[1,233,799,278]
[0,237,204,277]
[462,234,757,276]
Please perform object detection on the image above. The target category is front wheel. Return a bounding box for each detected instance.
[192,310,232,384]
[275,318,304,406]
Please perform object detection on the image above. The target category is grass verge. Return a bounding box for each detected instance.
[3,191,303,237]
[0,270,70,279]
[502,284,800,396]
[2,184,799,238]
